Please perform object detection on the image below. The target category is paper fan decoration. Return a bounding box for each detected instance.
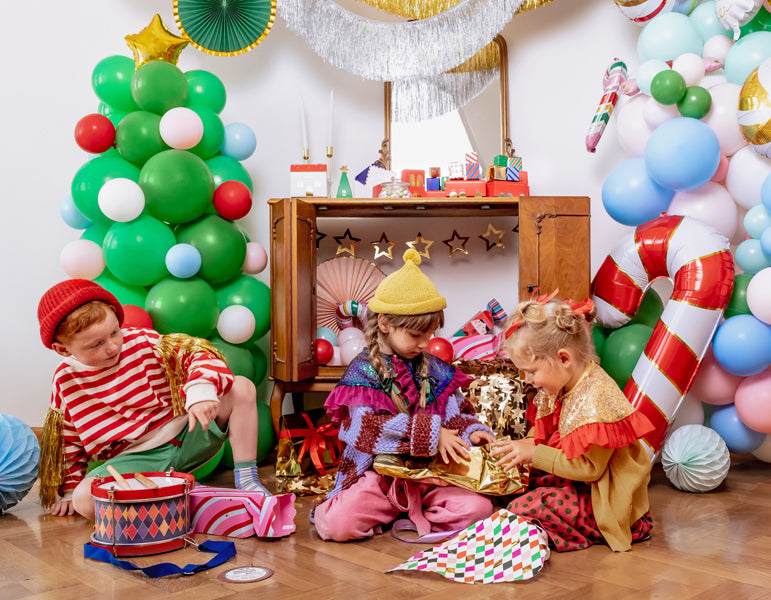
[661,424,731,493]
[0,413,40,514]
[174,0,276,57]
[317,257,385,334]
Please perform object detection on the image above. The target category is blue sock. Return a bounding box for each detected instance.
[234,462,272,495]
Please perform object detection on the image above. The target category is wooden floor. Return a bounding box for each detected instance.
[3,454,771,600]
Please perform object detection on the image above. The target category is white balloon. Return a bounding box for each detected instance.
[616,95,653,157]
[337,327,365,346]
[97,178,145,222]
[636,59,670,96]
[751,433,771,462]
[330,345,344,366]
[725,145,771,209]
[242,242,268,274]
[217,305,256,344]
[668,392,706,434]
[159,107,204,150]
[746,267,771,324]
[672,52,706,86]
[702,34,734,63]
[59,239,105,279]
[340,338,366,364]
[667,181,739,238]
[643,97,680,129]
[704,82,748,157]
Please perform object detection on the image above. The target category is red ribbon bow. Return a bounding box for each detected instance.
[504,288,560,339]
[280,413,341,476]
[565,297,594,317]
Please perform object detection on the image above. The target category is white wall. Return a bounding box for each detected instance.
[0,0,640,426]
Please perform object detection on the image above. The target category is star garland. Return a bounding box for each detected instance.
[371,232,397,260]
[406,232,434,259]
[443,230,470,257]
[334,229,361,256]
[480,224,505,251]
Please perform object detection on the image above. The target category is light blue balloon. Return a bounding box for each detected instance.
[221,122,257,161]
[60,194,93,229]
[761,172,771,212]
[735,238,771,273]
[602,158,674,226]
[709,405,765,453]
[761,226,771,255]
[744,205,771,238]
[638,12,703,62]
[673,0,700,15]
[724,31,771,85]
[644,117,720,191]
[712,314,771,376]
[165,243,202,278]
[637,59,670,96]
[316,326,338,346]
[689,1,732,42]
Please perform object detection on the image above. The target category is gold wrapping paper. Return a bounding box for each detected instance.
[374,440,528,496]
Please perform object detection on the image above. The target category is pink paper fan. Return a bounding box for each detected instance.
[317,257,385,334]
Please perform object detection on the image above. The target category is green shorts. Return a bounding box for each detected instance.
[88,421,227,479]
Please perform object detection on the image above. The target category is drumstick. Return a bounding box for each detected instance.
[106,465,132,490]
[134,472,158,489]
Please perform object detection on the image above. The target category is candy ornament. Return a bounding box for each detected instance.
[586,58,627,153]
[592,215,734,456]
[716,0,764,39]
[738,58,771,158]
[614,0,676,23]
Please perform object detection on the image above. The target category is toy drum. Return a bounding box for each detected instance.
[90,470,195,557]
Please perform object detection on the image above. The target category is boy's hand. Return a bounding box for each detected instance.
[470,430,495,446]
[490,437,535,471]
[437,427,470,464]
[49,496,75,516]
[187,400,220,432]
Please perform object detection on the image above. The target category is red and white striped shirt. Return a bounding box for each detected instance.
[50,328,234,495]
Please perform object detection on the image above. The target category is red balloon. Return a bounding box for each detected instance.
[122,304,153,329]
[213,180,252,221]
[427,337,454,363]
[74,113,116,154]
[315,338,334,365]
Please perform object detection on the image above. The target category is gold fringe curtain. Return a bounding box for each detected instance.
[354,0,555,20]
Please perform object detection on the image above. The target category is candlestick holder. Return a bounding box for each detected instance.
[326,145,334,196]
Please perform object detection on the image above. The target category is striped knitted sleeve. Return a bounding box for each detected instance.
[342,404,442,458]
[442,390,494,444]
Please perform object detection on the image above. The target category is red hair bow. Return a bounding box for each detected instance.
[504,288,560,339]
[565,297,594,317]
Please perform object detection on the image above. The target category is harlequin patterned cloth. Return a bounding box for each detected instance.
[388,508,549,584]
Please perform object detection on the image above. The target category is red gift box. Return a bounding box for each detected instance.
[486,172,529,197]
[401,169,425,188]
[445,180,486,197]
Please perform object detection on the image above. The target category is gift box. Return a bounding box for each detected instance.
[429,166,441,178]
[450,333,501,362]
[448,161,464,180]
[426,177,441,191]
[486,173,529,197]
[465,151,481,180]
[488,165,507,181]
[401,169,425,188]
[290,164,327,197]
[275,409,341,495]
[493,154,508,167]
[453,299,507,337]
[506,166,521,182]
[445,180,486,197]
[189,486,297,538]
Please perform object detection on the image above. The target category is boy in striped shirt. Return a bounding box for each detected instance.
[37,279,270,518]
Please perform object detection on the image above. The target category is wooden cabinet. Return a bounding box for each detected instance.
[268,195,591,433]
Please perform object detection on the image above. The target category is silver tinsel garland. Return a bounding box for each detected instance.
[276,0,524,81]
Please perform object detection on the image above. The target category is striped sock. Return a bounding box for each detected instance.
[234,464,272,495]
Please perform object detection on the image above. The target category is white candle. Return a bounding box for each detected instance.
[328,89,334,147]
[300,97,308,152]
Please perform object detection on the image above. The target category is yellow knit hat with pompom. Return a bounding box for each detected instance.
[367,248,447,315]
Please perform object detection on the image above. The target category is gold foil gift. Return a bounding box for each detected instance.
[373,440,528,496]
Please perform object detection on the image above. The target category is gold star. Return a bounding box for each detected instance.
[125,14,189,69]
[480,223,505,251]
[334,228,360,256]
[442,230,469,257]
[316,230,327,249]
[371,232,396,260]
[406,232,434,259]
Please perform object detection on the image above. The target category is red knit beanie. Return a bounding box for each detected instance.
[37,279,124,348]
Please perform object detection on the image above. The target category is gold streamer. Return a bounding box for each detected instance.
[38,408,64,508]
[355,0,554,19]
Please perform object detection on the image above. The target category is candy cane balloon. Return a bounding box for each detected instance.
[586,58,628,153]
[592,215,734,457]
[336,300,367,329]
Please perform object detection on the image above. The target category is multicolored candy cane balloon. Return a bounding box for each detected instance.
[336,300,367,329]
[592,215,734,458]
[586,58,628,153]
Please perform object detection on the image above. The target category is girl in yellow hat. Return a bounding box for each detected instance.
[313,249,495,542]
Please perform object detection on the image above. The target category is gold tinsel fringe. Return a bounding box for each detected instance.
[39,408,64,508]
[155,333,227,416]
[355,0,554,20]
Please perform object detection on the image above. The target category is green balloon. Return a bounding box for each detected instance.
[145,277,219,337]
[215,275,271,342]
[103,215,175,286]
[176,215,247,285]
[94,269,148,307]
[115,111,169,166]
[71,155,141,226]
[677,86,712,120]
[185,70,227,114]
[249,343,268,385]
[139,149,214,224]
[81,223,109,245]
[92,55,139,112]
[131,61,188,115]
[188,105,225,159]
[628,288,664,328]
[725,273,753,318]
[206,154,253,191]
[191,443,225,481]
[601,324,654,390]
[98,102,129,128]
[592,326,606,358]
[209,335,256,379]
[650,69,687,105]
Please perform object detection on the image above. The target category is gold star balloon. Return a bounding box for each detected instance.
[125,14,190,69]
[406,232,434,259]
[334,228,361,256]
[371,232,396,260]
[442,230,470,257]
[480,224,505,251]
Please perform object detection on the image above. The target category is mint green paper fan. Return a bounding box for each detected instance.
[174,0,276,57]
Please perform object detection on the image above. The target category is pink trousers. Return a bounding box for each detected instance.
[314,470,493,542]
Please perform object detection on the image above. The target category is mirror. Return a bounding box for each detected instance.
[379,34,512,175]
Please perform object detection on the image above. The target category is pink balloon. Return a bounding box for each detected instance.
[159,107,204,150]
[734,368,771,433]
[340,338,366,364]
[616,95,652,158]
[703,83,748,157]
[710,154,729,183]
[242,242,268,274]
[60,239,105,280]
[666,182,738,239]
[689,347,744,405]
